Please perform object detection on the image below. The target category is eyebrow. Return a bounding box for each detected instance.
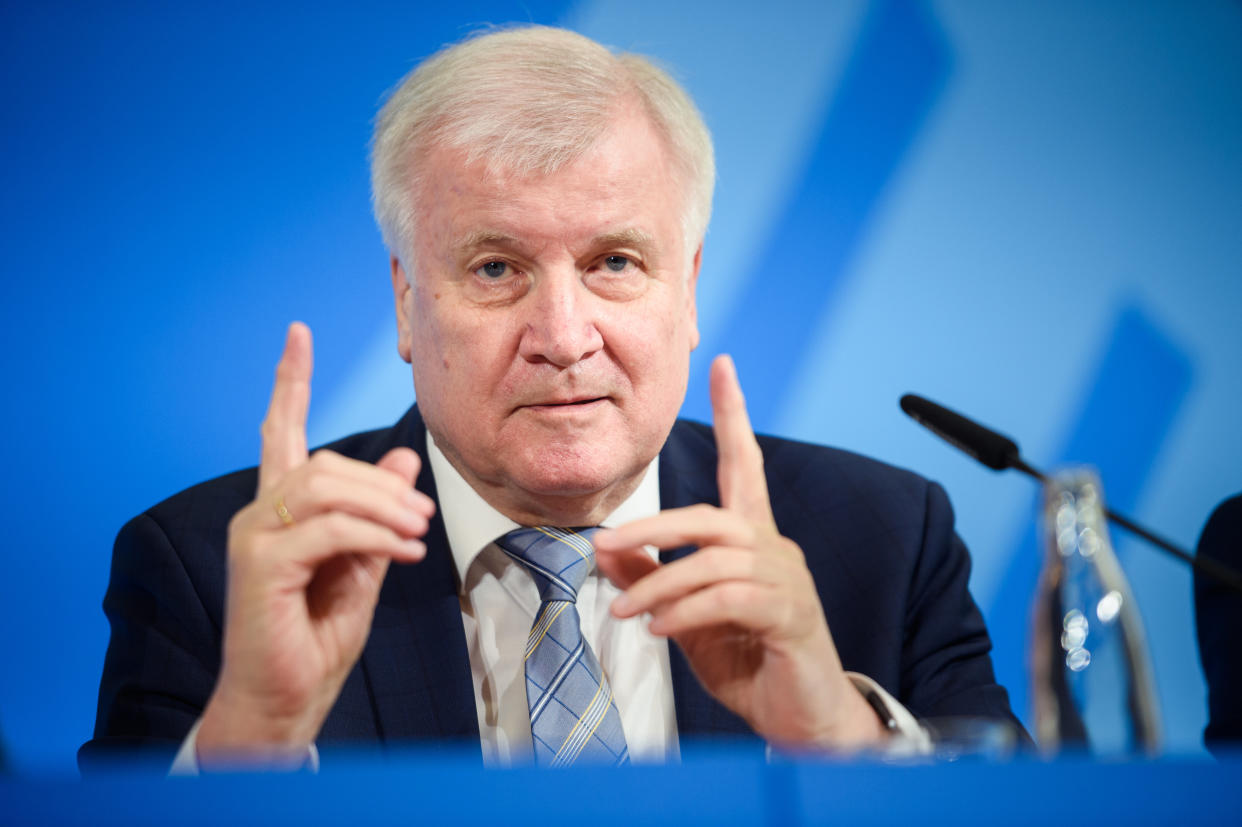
[452,227,656,256]
[591,228,654,249]
[453,230,521,255]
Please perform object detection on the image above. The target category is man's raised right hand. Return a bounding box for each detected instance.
[195,322,434,768]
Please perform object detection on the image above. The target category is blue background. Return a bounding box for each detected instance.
[2,0,1239,773]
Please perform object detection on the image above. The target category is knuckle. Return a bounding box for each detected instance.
[322,512,352,542]
[227,506,248,535]
[302,471,329,503]
[715,582,748,614]
[784,538,806,560]
[690,503,717,519]
[776,600,794,629]
[227,502,261,538]
[227,513,259,560]
[698,546,725,571]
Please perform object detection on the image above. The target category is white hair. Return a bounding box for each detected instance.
[370,25,715,269]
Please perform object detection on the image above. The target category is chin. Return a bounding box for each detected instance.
[511,441,640,497]
[512,462,619,499]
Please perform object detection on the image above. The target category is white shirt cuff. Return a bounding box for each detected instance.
[170,718,320,775]
[845,672,933,757]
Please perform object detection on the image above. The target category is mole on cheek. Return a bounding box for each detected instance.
[434,293,441,300]
[443,358,450,370]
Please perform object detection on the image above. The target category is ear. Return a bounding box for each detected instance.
[391,255,414,363]
[687,243,702,351]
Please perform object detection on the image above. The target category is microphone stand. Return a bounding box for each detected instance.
[901,394,1242,596]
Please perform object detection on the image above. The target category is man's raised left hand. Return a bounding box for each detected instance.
[594,354,884,752]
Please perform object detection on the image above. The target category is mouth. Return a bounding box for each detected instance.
[520,396,609,412]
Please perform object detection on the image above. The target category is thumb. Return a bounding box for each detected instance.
[595,542,661,591]
[376,447,420,486]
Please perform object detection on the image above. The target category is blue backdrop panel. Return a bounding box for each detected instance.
[685,0,949,428]
[1,0,1239,772]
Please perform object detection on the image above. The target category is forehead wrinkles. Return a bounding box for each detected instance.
[412,117,688,265]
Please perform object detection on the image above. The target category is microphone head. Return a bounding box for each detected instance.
[899,394,1020,471]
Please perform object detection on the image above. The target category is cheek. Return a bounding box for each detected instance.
[411,297,516,402]
[409,290,444,367]
[408,290,465,405]
[617,298,693,392]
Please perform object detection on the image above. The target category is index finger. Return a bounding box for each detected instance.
[258,322,313,493]
[709,354,774,525]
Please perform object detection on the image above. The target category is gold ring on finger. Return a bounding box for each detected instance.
[275,495,295,527]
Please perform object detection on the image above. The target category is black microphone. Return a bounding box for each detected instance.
[900,393,1242,595]
[899,394,1040,478]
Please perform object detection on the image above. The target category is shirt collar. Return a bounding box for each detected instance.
[426,430,662,585]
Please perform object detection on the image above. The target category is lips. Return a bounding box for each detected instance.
[546,396,604,405]
[515,395,610,414]
[526,396,606,407]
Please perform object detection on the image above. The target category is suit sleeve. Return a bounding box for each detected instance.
[897,481,1020,725]
[79,511,224,772]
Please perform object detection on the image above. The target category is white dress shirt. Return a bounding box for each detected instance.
[427,432,679,765]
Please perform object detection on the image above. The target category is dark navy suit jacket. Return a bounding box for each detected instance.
[82,406,1016,768]
[1195,494,1242,756]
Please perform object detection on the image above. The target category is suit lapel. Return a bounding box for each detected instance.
[358,410,480,751]
[658,421,758,742]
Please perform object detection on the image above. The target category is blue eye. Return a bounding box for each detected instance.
[475,260,508,279]
[604,255,629,272]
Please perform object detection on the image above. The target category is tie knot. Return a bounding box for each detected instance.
[496,526,598,602]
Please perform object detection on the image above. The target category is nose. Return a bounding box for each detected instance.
[517,269,604,368]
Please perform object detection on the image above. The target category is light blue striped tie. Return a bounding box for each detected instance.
[496,526,630,767]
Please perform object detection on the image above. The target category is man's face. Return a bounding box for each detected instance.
[392,102,701,524]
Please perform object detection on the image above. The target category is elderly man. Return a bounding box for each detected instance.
[84,26,1017,771]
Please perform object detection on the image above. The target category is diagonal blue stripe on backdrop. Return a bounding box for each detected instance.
[684,0,950,429]
[988,302,1193,731]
